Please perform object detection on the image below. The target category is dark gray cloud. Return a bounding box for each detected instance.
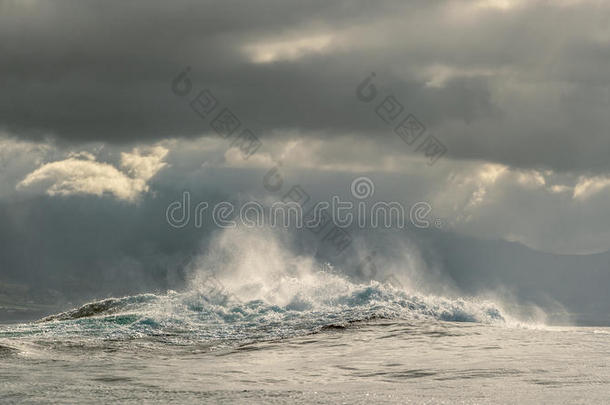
[1,0,609,172]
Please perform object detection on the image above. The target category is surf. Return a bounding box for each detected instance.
[3,227,529,348]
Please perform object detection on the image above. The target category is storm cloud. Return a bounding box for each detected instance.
[1,0,609,171]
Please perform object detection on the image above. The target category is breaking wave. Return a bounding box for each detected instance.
[14,274,507,348]
[1,228,514,348]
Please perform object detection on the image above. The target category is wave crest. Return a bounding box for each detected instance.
[31,277,506,347]
[24,228,515,346]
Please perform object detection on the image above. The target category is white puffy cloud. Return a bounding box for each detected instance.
[17,146,168,202]
[243,33,337,64]
[573,175,610,200]
[120,146,169,182]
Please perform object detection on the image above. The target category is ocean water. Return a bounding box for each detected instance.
[2,230,609,404]
[1,275,609,404]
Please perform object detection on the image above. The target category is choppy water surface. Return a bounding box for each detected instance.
[1,277,608,404]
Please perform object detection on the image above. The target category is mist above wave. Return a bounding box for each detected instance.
[2,227,525,347]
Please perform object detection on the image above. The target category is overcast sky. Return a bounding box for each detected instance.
[1,0,609,314]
